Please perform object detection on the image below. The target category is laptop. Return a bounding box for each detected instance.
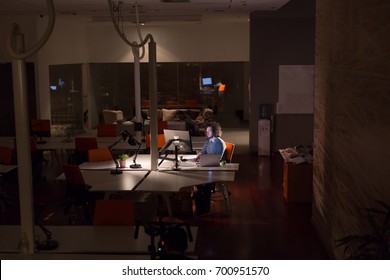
[199,154,221,167]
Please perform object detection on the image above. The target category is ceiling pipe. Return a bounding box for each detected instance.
[107,0,158,170]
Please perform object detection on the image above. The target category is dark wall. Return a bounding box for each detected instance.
[0,63,37,136]
[249,0,315,152]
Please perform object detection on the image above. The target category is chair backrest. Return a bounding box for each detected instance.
[165,100,178,107]
[185,99,198,108]
[62,163,85,185]
[31,119,51,135]
[224,142,235,163]
[158,120,168,134]
[142,99,150,108]
[93,199,135,226]
[88,148,113,162]
[145,134,166,148]
[74,137,98,151]
[97,123,117,137]
[0,146,14,165]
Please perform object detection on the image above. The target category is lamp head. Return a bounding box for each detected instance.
[120,130,130,141]
[127,134,140,146]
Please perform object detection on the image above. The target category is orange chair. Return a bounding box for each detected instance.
[0,146,14,165]
[165,100,178,107]
[73,137,98,164]
[93,199,135,226]
[97,123,117,137]
[88,148,113,162]
[224,142,235,163]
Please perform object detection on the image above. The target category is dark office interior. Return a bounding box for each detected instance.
[0,0,389,260]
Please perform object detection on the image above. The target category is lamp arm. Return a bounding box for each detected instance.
[133,141,142,165]
[108,137,123,168]
[38,224,53,240]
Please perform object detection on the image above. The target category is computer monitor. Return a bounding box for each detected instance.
[160,129,193,154]
[201,77,213,86]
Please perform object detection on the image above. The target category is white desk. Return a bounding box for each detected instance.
[70,154,238,215]
[0,136,140,150]
[0,225,197,255]
[79,154,239,171]
[135,170,235,192]
[81,170,150,192]
[0,164,17,174]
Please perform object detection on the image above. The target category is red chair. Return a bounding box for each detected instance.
[73,137,98,164]
[97,124,117,137]
[62,163,94,224]
[31,119,51,144]
[0,146,14,165]
[93,199,135,226]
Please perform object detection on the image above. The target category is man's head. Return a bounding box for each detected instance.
[206,122,222,138]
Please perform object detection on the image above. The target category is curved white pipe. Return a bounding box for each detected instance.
[6,0,55,59]
[108,0,154,47]
[107,0,158,170]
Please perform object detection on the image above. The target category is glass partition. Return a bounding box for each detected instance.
[49,64,83,136]
[89,61,249,128]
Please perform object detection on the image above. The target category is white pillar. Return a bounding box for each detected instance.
[148,41,158,170]
[11,31,35,254]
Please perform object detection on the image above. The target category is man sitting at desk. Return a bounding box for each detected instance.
[193,122,226,162]
[192,122,226,215]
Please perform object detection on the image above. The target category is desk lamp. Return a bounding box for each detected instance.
[36,224,59,251]
[108,130,142,173]
[127,133,142,169]
[108,130,131,174]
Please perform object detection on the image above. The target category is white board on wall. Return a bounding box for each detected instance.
[276,65,314,114]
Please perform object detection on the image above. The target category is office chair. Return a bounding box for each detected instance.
[0,146,14,199]
[142,99,150,108]
[93,199,135,226]
[88,148,113,162]
[62,163,95,224]
[73,137,98,164]
[184,99,198,108]
[214,142,235,208]
[0,146,14,165]
[97,123,117,137]
[165,100,178,107]
[31,119,51,144]
[224,142,235,163]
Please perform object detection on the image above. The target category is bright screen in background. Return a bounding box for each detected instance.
[202,77,212,86]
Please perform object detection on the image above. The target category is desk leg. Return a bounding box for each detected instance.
[220,183,231,214]
[161,193,173,217]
